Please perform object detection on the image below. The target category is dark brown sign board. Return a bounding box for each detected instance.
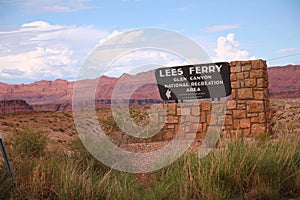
[155,62,231,100]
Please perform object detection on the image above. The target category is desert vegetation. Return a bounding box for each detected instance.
[0,99,299,199]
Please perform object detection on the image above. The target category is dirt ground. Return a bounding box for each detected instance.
[0,98,299,151]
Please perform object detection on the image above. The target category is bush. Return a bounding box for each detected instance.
[9,128,47,158]
[1,129,140,199]
[0,126,299,199]
[149,135,300,200]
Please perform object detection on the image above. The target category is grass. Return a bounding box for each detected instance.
[8,128,47,158]
[0,127,299,199]
[99,107,165,145]
[0,98,299,199]
[1,129,140,200]
[150,135,300,200]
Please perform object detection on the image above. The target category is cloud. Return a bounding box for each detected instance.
[276,47,296,54]
[213,33,255,62]
[0,47,76,79]
[98,29,144,46]
[102,49,189,77]
[0,21,109,83]
[8,0,99,12]
[21,21,59,29]
[99,30,123,45]
[206,24,240,33]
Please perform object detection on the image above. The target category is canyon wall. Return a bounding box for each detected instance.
[0,63,298,114]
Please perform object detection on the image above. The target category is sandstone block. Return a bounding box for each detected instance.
[185,115,200,123]
[225,110,233,115]
[231,81,240,89]
[211,103,225,113]
[230,81,241,89]
[195,132,203,140]
[167,124,175,129]
[202,123,208,132]
[247,113,258,117]
[247,100,264,113]
[191,106,200,116]
[164,130,174,140]
[202,102,211,111]
[233,119,240,129]
[230,62,236,67]
[156,104,165,112]
[242,64,251,71]
[254,90,265,99]
[184,125,191,132]
[168,104,177,115]
[236,72,245,80]
[230,74,237,81]
[240,60,252,65]
[250,69,265,78]
[243,129,251,136]
[207,113,218,125]
[200,111,206,122]
[191,123,202,133]
[240,118,250,128]
[237,103,246,109]
[180,107,190,115]
[224,115,232,125]
[176,108,181,115]
[258,112,266,122]
[230,66,241,73]
[252,60,266,69]
[257,78,267,88]
[245,78,256,87]
[251,117,259,123]
[237,88,253,99]
[165,116,179,123]
[251,123,266,135]
[244,71,250,79]
[233,110,246,118]
[231,89,236,99]
[226,100,236,110]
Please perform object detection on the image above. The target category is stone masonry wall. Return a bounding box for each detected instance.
[157,59,272,140]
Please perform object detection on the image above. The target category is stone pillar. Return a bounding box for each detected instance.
[224,59,272,136]
[157,59,272,141]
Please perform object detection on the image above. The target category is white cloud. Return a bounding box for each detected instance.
[0,21,109,83]
[276,47,296,54]
[98,29,144,46]
[206,24,240,33]
[103,49,188,77]
[18,0,98,12]
[0,47,76,79]
[21,21,58,29]
[213,33,255,62]
[98,30,123,45]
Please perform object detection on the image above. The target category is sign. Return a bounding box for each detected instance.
[155,62,231,100]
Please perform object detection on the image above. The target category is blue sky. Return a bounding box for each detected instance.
[0,0,299,83]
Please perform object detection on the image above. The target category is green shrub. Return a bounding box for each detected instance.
[0,126,299,199]
[9,128,47,158]
[148,135,300,200]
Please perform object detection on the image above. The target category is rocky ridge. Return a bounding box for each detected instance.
[0,64,299,114]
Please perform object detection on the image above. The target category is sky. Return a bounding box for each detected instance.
[0,0,299,84]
